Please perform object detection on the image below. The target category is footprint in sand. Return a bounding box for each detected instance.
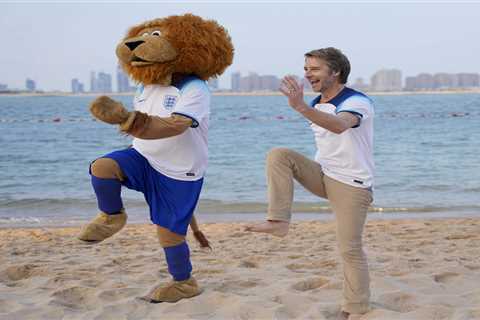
[433,272,460,284]
[445,234,475,240]
[291,277,329,291]
[0,299,22,314]
[79,278,104,288]
[229,232,247,238]
[196,268,225,275]
[286,260,337,273]
[215,279,260,293]
[286,263,311,273]
[376,291,418,313]
[287,255,303,260]
[238,260,259,268]
[465,264,480,271]
[1,264,43,281]
[466,308,480,318]
[50,286,97,310]
[98,287,144,301]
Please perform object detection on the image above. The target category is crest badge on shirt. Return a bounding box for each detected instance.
[163,95,178,110]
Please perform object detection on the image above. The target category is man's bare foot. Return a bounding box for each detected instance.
[244,220,289,237]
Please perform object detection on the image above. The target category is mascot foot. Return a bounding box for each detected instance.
[142,277,201,303]
[77,211,127,243]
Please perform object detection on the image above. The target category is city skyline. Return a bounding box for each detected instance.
[2,67,480,94]
[2,2,480,91]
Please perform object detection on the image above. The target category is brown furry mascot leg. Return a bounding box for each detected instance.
[142,226,201,303]
[78,158,127,242]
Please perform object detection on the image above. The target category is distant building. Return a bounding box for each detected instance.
[71,78,84,93]
[260,75,280,91]
[415,73,435,90]
[90,71,97,93]
[207,77,219,91]
[457,73,480,88]
[0,83,7,92]
[405,72,480,91]
[350,77,369,92]
[404,76,418,91]
[231,72,241,91]
[89,71,112,93]
[26,78,36,92]
[433,73,457,89]
[232,72,282,92]
[97,72,112,93]
[117,65,133,93]
[370,69,402,92]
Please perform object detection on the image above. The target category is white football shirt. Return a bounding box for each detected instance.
[310,87,375,188]
[132,76,210,181]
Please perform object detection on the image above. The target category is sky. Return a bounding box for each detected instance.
[1,1,479,91]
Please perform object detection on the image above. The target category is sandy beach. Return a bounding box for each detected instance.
[1,217,480,320]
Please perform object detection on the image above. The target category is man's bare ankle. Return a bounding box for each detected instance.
[244,220,289,237]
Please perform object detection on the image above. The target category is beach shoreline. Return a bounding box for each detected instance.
[1,209,480,230]
[1,217,479,319]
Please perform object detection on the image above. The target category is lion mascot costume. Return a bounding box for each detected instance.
[77,14,234,303]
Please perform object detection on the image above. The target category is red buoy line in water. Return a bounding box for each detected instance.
[0,112,475,124]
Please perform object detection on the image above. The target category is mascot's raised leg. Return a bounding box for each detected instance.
[78,158,127,242]
[142,226,201,303]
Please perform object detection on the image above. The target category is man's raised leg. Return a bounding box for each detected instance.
[245,147,327,237]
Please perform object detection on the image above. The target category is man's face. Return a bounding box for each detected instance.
[304,57,338,93]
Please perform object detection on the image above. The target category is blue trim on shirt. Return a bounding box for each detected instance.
[337,110,363,128]
[309,87,369,109]
[172,75,200,90]
[172,112,199,128]
[309,95,321,107]
[309,87,369,128]
[330,87,368,109]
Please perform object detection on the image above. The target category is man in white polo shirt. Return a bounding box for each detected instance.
[246,47,374,319]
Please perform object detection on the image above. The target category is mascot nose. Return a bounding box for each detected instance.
[125,40,145,51]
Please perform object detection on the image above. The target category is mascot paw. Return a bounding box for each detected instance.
[90,96,130,125]
[78,211,127,243]
[141,277,201,303]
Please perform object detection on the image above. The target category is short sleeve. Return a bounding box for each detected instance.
[172,80,210,128]
[336,95,374,128]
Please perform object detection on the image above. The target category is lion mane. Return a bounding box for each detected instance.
[117,14,234,85]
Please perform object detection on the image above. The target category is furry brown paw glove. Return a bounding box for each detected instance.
[90,96,130,125]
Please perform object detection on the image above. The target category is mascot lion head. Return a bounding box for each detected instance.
[116,14,234,86]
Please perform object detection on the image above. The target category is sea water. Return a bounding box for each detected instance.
[1,93,479,226]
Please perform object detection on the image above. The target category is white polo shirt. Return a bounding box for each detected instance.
[132,76,210,181]
[310,87,375,188]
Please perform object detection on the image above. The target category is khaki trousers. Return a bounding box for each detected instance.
[266,148,372,314]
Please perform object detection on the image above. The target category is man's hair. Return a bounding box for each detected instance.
[305,47,350,84]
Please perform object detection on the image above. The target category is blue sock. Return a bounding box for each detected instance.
[164,242,192,281]
[91,175,123,214]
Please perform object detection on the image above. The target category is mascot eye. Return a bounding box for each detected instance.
[141,32,149,37]
[151,30,162,36]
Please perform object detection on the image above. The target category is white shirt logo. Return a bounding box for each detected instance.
[163,95,177,110]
